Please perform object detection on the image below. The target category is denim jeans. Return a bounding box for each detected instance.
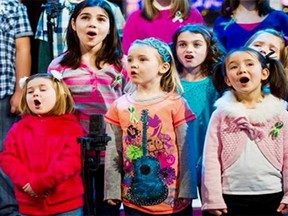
[0,97,21,216]
[0,168,20,216]
[0,96,20,150]
[22,208,83,216]
[53,208,83,216]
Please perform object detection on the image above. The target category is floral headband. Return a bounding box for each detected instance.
[135,37,171,63]
[19,70,63,89]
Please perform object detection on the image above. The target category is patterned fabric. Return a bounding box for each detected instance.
[48,55,128,134]
[0,0,33,99]
[35,0,125,58]
[201,91,288,210]
[105,93,196,214]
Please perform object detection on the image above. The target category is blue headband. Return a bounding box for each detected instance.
[134,37,171,63]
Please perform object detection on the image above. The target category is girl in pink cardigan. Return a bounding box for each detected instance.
[201,47,288,216]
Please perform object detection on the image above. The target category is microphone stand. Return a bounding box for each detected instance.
[78,114,111,216]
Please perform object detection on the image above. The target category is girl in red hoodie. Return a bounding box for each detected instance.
[0,72,85,215]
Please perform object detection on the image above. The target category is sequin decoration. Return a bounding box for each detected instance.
[126,156,168,206]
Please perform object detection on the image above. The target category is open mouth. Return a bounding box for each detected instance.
[34,99,41,106]
[239,77,249,83]
[185,55,194,59]
[87,31,96,36]
[130,71,137,75]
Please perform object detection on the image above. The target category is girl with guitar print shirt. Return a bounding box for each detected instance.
[104,38,197,215]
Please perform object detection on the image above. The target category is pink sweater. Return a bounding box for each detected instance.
[122,8,204,54]
[201,91,288,211]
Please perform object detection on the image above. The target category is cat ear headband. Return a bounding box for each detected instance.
[19,70,63,89]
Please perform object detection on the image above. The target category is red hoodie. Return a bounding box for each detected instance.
[0,114,85,215]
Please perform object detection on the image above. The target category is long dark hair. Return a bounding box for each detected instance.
[61,0,123,70]
[213,47,288,99]
[140,0,191,21]
[220,0,273,17]
[170,24,226,77]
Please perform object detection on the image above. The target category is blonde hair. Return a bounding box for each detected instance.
[126,37,183,94]
[245,29,288,78]
[20,73,75,115]
[141,0,191,21]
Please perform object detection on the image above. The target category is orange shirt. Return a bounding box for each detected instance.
[105,92,196,214]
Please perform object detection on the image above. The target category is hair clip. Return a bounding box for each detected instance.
[19,76,29,89]
[50,70,63,81]
[137,38,171,63]
[265,50,275,62]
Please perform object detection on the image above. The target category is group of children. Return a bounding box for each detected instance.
[0,0,288,215]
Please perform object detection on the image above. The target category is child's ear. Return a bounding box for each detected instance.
[71,18,76,31]
[159,62,170,74]
[261,68,270,81]
[224,76,232,87]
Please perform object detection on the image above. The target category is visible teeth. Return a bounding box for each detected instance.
[185,55,193,59]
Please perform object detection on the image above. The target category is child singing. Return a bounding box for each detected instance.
[0,72,85,215]
[202,47,288,216]
[104,37,197,215]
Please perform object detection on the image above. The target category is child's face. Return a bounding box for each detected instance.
[176,31,207,71]
[127,45,169,88]
[26,78,57,116]
[224,51,269,95]
[248,32,282,60]
[72,6,110,51]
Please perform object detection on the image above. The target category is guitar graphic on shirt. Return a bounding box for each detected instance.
[127,109,168,206]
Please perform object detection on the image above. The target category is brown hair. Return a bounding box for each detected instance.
[213,47,288,99]
[245,29,288,76]
[61,0,123,70]
[171,24,226,77]
[220,0,273,17]
[20,73,75,115]
[141,0,191,21]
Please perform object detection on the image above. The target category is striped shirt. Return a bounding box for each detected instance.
[48,55,128,133]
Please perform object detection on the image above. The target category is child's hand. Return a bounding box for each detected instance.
[277,203,288,213]
[22,183,37,197]
[207,208,228,216]
[107,199,120,206]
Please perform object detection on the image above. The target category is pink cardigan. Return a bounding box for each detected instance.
[201,91,288,211]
